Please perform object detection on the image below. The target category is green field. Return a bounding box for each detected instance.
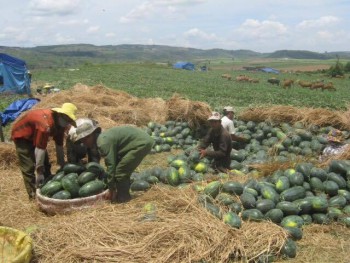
[1,59,350,114]
[28,61,349,112]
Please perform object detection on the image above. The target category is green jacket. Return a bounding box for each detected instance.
[97,126,154,179]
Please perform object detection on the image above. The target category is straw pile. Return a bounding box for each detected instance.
[0,142,18,168]
[32,84,168,129]
[239,105,350,130]
[29,84,212,130]
[32,186,287,263]
[166,93,212,128]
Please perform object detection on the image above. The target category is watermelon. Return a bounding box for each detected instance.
[323,180,339,196]
[328,195,347,208]
[276,201,301,216]
[281,239,297,258]
[166,167,180,186]
[241,209,264,221]
[204,181,221,198]
[178,165,192,183]
[215,193,235,206]
[85,162,105,176]
[204,203,222,219]
[79,180,105,197]
[312,213,330,224]
[328,172,347,189]
[40,181,62,197]
[281,215,304,228]
[222,181,243,195]
[256,199,275,214]
[228,203,242,214]
[51,171,65,182]
[260,186,279,203]
[328,207,343,220]
[284,227,303,241]
[78,171,97,186]
[275,176,290,193]
[265,208,284,224]
[223,212,242,229]
[280,186,306,202]
[131,180,150,191]
[52,190,71,200]
[240,192,256,209]
[310,167,328,181]
[63,163,86,174]
[194,162,208,173]
[61,177,80,198]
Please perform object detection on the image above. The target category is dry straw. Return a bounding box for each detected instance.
[32,186,287,263]
[239,105,350,130]
[166,93,212,128]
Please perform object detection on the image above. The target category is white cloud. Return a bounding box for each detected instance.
[59,19,89,26]
[297,16,340,29]
[155,0,206,6]
[55,33,75,44]
[184,28,218,41]
[120,0,206,23]
[29,0,81,16]
[236,19,287,39]
[105,32,116,38]
[86,26,100,33]
[120,2,155,23]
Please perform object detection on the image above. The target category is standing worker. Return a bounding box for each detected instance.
[74,124,154,203]
[221,106,247,149]
[66,118,101,165]
[11,103,77,199]
[199,111,232,173]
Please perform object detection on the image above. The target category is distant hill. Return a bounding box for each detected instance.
[0,44,349,68]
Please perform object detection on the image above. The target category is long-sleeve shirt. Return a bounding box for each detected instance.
[97,126,154,179]
[199,126,232,169]
[11,109,64,149]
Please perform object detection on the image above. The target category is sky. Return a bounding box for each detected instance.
[0,0,349,53]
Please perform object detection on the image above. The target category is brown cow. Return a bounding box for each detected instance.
[236,75,250,82]
[322,82,336,91]
[310,82,324,90]
[221,74,232,80]
[248,78,259,83]
[297,80,312,88]
[282,79,294,89]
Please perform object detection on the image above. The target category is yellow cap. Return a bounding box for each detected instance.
[52,103,77,121]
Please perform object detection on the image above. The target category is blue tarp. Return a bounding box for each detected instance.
[260,67,280,74]
[0,98,40,126]
[0,53,31,95]
[173,61,195,71]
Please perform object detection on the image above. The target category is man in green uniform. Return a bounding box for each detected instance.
[75,123,154,203]
[199,111,232,173]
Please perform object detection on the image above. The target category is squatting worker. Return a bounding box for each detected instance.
[198,111,232,173]
[74,123,154,204]
[320,129,349,161]
[11,103,77,199]
[66,118,101,165]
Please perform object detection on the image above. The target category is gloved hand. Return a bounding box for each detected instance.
[35,173,45,188]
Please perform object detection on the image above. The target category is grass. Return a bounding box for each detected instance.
[27,62,350,112]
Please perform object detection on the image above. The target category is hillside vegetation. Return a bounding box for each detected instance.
[1,44,350,69]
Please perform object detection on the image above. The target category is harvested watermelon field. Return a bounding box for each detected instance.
[1,61,350,262]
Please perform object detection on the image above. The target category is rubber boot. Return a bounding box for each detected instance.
[108,181,118,204]
[115,178,131,203]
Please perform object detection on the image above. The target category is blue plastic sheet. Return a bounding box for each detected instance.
[0,98,40,126]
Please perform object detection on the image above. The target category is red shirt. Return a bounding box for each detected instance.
[11,109,65,149]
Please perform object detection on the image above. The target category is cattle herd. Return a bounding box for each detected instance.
[221,73,337,91]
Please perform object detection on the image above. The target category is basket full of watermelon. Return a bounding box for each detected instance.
[36,162,110,214]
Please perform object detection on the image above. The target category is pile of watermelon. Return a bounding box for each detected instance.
[40,162,107,199]
[132,120,350,259]
[146,121,200,153]
[231,120,349,169]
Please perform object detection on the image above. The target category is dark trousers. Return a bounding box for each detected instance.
[14,139,51,199]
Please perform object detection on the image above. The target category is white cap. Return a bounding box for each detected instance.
[223,106,234,112]
[208,111,221,121]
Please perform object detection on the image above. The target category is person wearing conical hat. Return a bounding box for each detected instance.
[321,129,348,161]
[11,102,78,199]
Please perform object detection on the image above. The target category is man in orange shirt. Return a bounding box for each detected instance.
[11,102,77,199]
